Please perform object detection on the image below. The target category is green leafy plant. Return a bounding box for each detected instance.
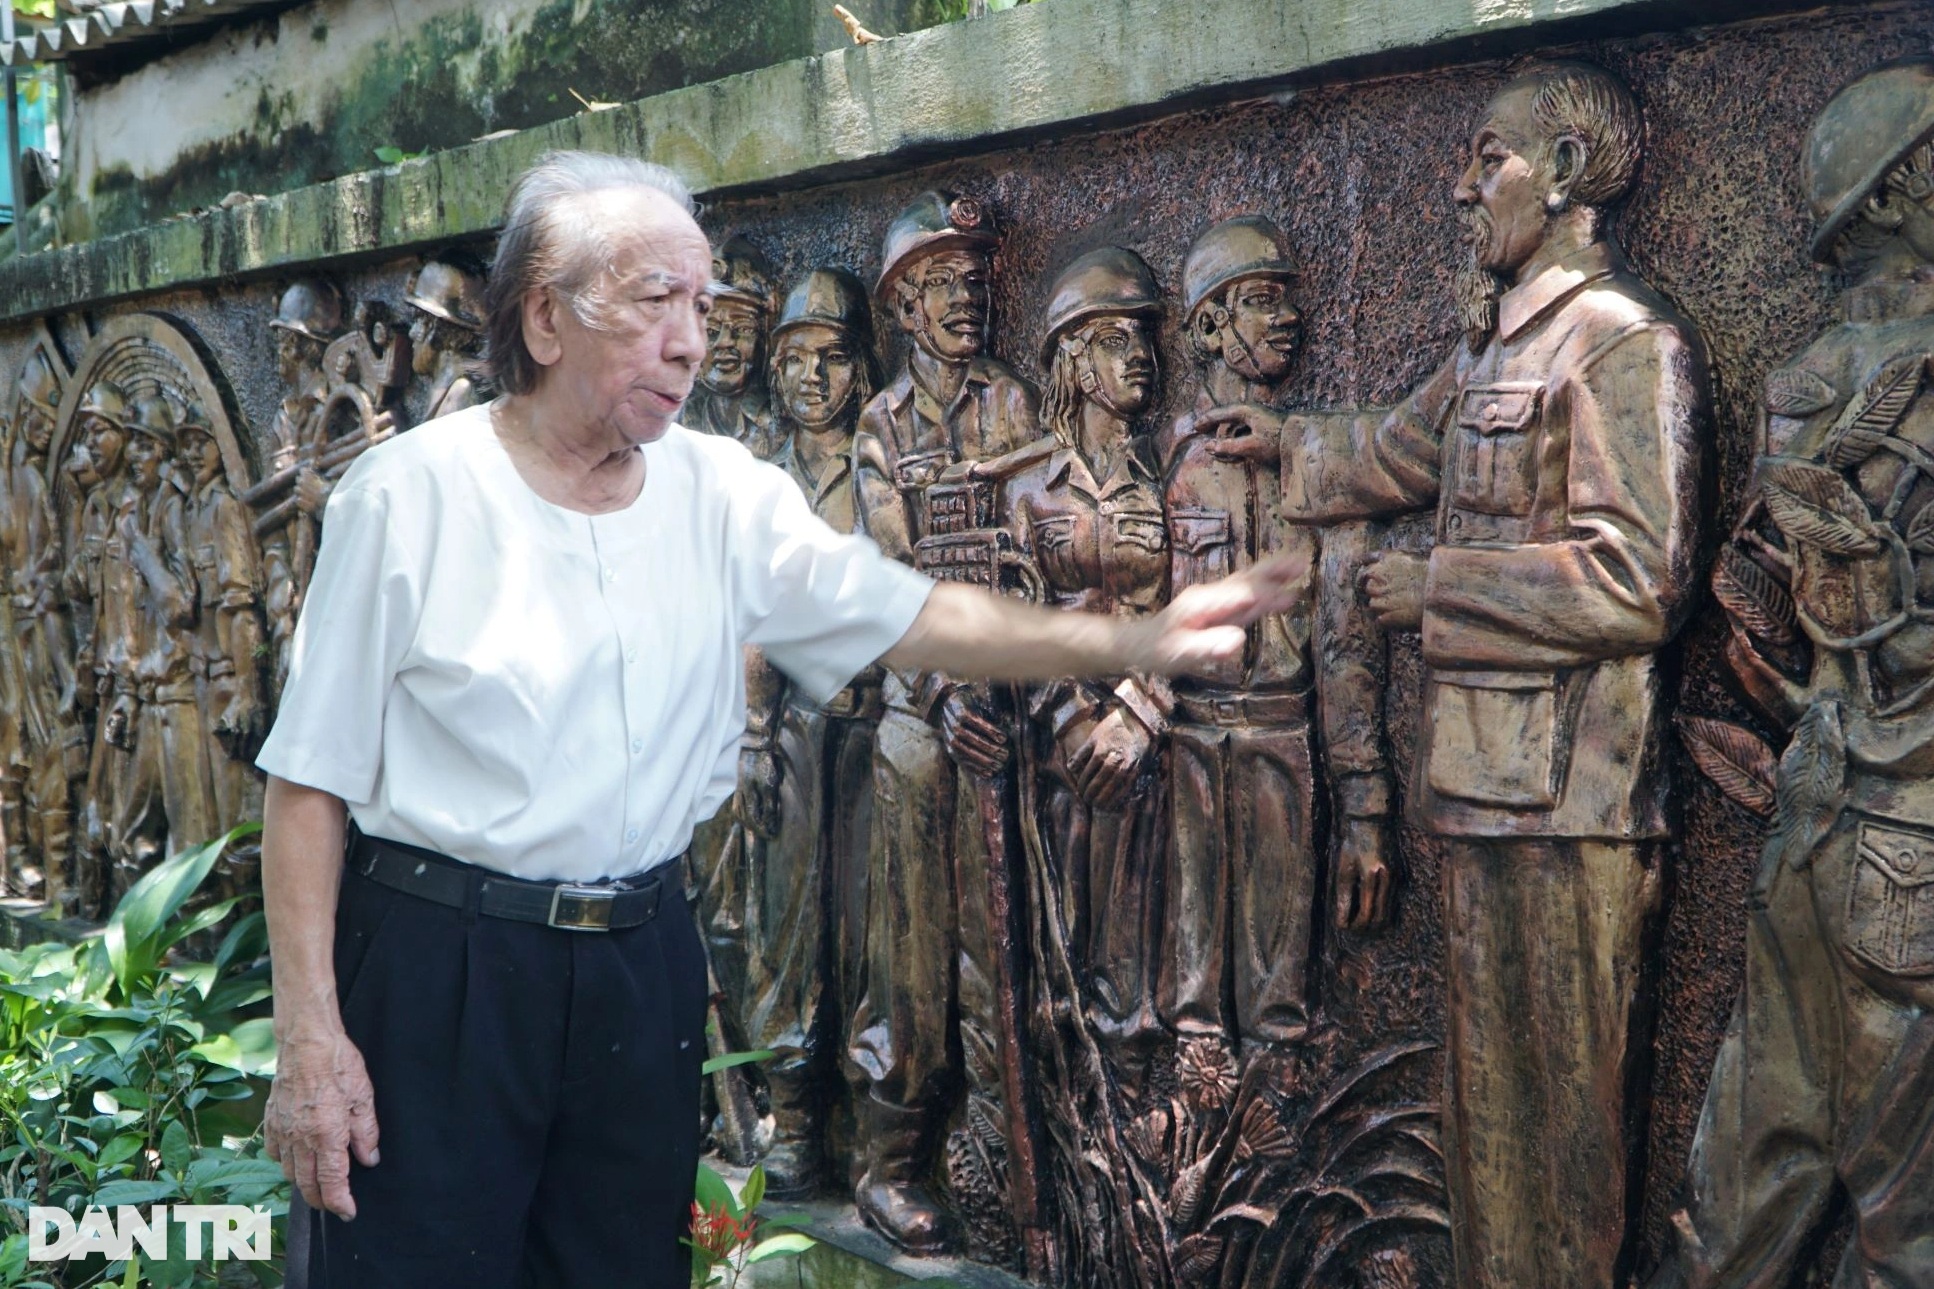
[0,825,284,1288]
[371,147,426,166]
[688,1048,810,1288]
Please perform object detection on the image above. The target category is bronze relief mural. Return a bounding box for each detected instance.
[0,11,1927,1286]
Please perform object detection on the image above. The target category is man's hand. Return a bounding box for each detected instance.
[940,688,1009,778]
[1334,816,1394,931]
[1189,403,1288,465]
[1067,706,1153,810]
[734,747,783,839]
[264,1026,381,1221]
[1359,551,1428,632]
[1125,553,1308,676]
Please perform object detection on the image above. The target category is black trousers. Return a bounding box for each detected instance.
[286,846,707,1288]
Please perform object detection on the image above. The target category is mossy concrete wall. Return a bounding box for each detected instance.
[0,0,1852,325]
[59,0,957,243]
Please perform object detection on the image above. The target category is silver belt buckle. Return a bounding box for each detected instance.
[548,883,616,931]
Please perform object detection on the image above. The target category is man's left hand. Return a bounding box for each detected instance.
[1359,551,1428,632]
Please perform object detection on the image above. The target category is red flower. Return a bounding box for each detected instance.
[688,1201,760,1260]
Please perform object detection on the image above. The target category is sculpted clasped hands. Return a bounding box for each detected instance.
[939,688,1009,778]
[1064,705,1154,810]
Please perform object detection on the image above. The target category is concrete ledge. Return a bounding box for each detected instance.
[0,0,1847,322]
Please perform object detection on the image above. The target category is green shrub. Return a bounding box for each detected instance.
[0,826,284,1289]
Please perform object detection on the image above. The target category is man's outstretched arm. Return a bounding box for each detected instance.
[882,554,1307,683]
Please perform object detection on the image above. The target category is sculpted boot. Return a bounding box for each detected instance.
[760,1066,825,1200]
[855,1102,957,1256]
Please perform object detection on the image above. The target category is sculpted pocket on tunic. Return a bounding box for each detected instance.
[1031,513,1079,589]
[1846,817,1934,978]
[1451,383,1544,519]
[1170,508,1233,585]
[1425,670,1565,810]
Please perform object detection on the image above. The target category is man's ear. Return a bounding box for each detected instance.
[1547,133,1589,212]
[522,288,565,369]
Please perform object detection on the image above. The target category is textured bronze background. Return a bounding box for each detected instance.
[0,4,1925,1283]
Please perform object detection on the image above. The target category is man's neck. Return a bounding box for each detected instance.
[1204,364,1285,409]
[493,394,645,515]
[1509,210,1601,287]
[909,344,970,410]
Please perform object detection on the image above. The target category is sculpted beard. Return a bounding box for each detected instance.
[1455,207,1504,353]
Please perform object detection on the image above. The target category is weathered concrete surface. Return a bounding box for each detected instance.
[61,0,825,243]
[0,0,1847,324]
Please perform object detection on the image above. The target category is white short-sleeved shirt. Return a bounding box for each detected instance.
[255,404,933,882]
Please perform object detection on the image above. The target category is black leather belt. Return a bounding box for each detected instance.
[347,830,673,932]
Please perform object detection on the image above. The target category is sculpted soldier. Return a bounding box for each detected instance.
[1653,59,1934,1289]
[1159,218,1394,1052]
[734,268,884,1196]
[68,384,132,913]
[1206,63,1708,1289]
[683,235,780,458]
[102,395,217,889]
[848,191,1038,1253]
[259,280,342,696]
[997,248,1171,1054]
[0,351,79,906]
[175,402,267,849]
[405,257,487,421]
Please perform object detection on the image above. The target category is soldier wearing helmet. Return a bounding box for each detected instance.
[172,402,268,872]
[1156,217,1393,1059]
[0,347,78,909]
[99,390,218,900]
[405,256,488,421]
[719,267,884,1197]
[848,191,1037,1254]
[684,234,779,458]
[998,246,1170,1060]
[1653,58,1934,1289]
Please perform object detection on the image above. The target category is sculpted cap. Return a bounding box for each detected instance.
[1182,216,1298,320]
[773,267,872,343]
[269,279,344,343]
[406,258,486,331]
[1040,246,1162,366]
[77,380,130,430]
[125,392,180,448]
[16,349,60,418]
[875,191,998,298]
[1804,57,1934,262]
[710,235,775,312]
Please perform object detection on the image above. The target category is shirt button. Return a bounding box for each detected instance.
[603,567,616,582]
[625,828,640,844]
[626,648,638,664]
[631,738,644,753]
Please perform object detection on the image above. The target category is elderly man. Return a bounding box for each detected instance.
[259,151,1299,1288]
[1206,62,1709,1289]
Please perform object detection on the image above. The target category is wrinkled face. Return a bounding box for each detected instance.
[898,249,990,362]
[773,324,863,429]
[1076,314,1157,418]
[700,298,764,396]
[526,189,713,448]
[1211,276,1301,381]
[1454,83,1555,278]
[81,418,124,480]
[125,433,164,489]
